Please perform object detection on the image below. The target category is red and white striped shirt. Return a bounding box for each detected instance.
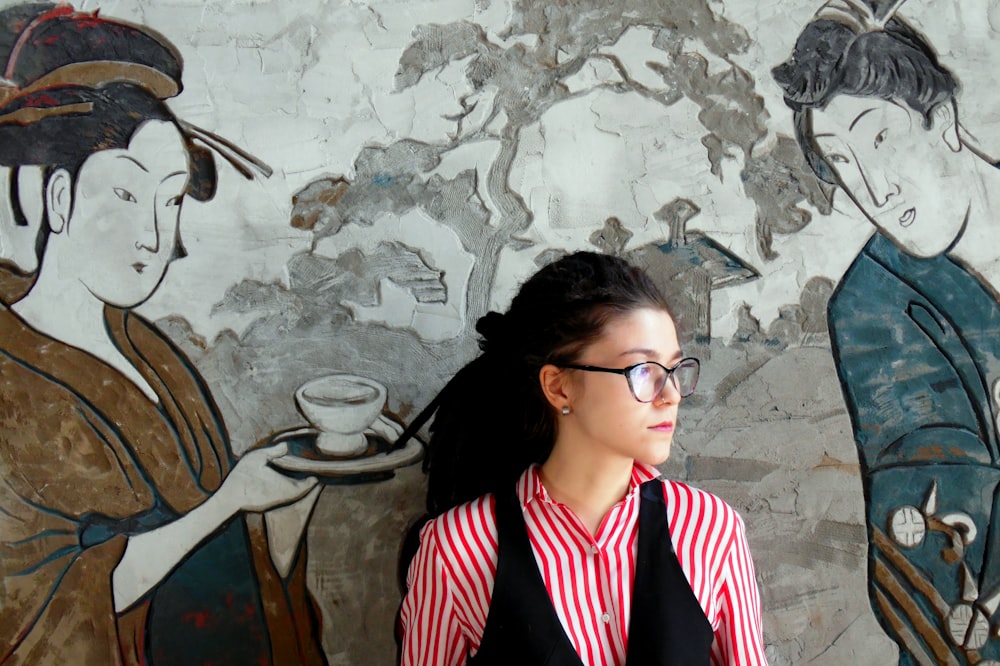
[400,463,768,665]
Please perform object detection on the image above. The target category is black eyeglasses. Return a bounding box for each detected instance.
[557,357,700,402]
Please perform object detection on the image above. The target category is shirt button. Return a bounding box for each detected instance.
[601,612,611,624]
[591,545,599,554]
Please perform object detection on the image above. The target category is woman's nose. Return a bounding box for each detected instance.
[865,167,901,208]
[656,379,682,406]
[135,213,161,252]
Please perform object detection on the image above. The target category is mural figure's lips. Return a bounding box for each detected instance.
[133,262,147,274]
[899,208,916,227]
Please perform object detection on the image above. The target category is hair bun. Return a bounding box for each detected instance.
[476,311,510,356]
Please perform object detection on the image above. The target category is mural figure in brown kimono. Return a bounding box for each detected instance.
[775,0,1000,663]
[0,3,330,664]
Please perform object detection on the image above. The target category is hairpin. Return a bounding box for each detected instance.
[179,121,273,180]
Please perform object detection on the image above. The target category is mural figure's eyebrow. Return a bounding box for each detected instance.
[117,155,149,173]
[849,108,877,132]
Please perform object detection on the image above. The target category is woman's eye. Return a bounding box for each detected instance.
[114,187,137,203]
[874,129,888,148]
[631,364,654,382]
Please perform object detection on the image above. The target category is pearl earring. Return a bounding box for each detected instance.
[561,406,571,416]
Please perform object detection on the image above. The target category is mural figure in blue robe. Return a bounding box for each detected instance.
[774,0,1000,663]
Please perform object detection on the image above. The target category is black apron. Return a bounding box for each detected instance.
[469,480,715,665]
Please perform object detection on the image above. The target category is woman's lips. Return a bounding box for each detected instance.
[649,422,674,432]
[899,208,916,227]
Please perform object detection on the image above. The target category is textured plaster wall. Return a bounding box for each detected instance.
[12,0,1000,664]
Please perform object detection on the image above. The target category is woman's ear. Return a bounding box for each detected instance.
[539,364,573,413]
[935,103,962,152]
[45,168,72,234]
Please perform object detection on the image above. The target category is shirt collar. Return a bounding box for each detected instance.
[517,462,661,507]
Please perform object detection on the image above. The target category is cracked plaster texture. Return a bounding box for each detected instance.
[9,0,1000,663]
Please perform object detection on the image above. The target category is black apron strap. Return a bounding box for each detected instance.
[470,490,583,666]
[625,480,715,666]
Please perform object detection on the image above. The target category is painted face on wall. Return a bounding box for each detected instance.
[56,119,190,308]
[811,95,969,258]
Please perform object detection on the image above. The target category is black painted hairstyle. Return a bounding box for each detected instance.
[407,251,674,519]
[0,3,218,201]
[0,83,212,190]
[772,12,958,184]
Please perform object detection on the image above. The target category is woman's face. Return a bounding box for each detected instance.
[559,307,683,467]
[811,95,970,258]
[56,120,190,307]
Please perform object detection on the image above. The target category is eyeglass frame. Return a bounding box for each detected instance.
[555,357,701,402]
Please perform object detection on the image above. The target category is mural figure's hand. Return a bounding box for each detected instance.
[114,443,317,613]
[221,442,319,514]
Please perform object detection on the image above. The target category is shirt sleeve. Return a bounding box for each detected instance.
[399,522,468,666]
[711,512,769,666]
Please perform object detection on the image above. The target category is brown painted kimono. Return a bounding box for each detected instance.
[0,306,326,665]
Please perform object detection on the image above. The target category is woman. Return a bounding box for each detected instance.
[399,252,768,664]
[0,4,327,664]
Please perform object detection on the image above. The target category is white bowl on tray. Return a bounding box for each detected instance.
[294,373,387,457]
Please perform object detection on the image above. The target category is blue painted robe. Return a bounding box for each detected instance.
[830,232,1000,664]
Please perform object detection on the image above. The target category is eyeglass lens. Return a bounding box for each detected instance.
[627,359,699,401]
